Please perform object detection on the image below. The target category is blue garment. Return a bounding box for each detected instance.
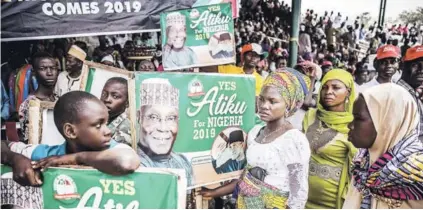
[31,140,118,161]
[1,81,10,120]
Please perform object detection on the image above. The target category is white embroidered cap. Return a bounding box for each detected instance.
[140,78,179,107]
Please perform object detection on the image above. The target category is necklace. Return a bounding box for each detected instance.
[259,126,285,143]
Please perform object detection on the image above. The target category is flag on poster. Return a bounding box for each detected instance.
[160,3,235,71]
[131,72,255,188]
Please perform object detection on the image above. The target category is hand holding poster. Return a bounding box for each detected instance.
[160,3,235,70]
[131,72,255,188]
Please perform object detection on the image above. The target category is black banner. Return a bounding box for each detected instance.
[1,0,196,41]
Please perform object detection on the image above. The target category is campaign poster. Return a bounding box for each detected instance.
[192,0,239,18]
[160,3,235,70]
[131,72,255,188]
[1,165,187,209]
[41,167,186,209]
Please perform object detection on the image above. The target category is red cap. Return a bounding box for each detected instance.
[322,60,333,66]
[376,45,400,60]
[404,45,423,62]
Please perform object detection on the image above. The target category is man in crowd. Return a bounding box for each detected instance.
[138,60,156,72]
[137,78,193,186]
[397,45,423,140]
[19,52,59,143]
[100,77,132,147]
[218,43,264,97]
[358,45,400,92]
[55,45,87,97]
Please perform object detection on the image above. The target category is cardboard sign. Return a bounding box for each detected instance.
[28,101,65,145]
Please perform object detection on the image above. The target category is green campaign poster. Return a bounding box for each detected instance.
[160,3,235,70]
[1,165,186,209]
[131,72,255,188]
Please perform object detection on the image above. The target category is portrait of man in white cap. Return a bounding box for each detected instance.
[54,45,87,96]
[163,12,198,69]
[137,78,193,186]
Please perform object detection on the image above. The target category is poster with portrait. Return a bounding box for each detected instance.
[130,72,255,188]
[1,165,187,209]
[28,101,65,145]
[160,3,235,71]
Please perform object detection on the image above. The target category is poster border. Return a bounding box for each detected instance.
[28,100,56,145]
[80,61,137,150]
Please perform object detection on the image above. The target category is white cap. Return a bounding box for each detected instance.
[166,12,186,28]
[140,78,179,107]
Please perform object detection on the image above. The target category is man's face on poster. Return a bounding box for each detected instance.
[229,141,244,160]
[168,25,186,49]
[140,105,179,155]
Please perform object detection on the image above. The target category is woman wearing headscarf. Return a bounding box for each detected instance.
[344,83,423,209]
[303,69,358,209]
[200,69,312,209]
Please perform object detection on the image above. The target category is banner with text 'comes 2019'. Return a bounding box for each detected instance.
[1,0,196,41]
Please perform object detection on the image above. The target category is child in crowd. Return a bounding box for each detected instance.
[7,91,140,178]
[100,77,132,147]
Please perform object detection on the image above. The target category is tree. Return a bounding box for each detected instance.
[398,7,423,25]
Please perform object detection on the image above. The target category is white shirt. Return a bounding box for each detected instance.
[357,71,402,93]
[54,71,82,97]
[246,125,310,209]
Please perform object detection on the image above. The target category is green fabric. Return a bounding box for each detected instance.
[303,109,357,209]
[85,68,95,92]
[315,69,356,134]
[303,70,358,209]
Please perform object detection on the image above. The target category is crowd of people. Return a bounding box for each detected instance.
[2,0,423,209]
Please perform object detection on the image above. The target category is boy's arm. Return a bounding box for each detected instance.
[34,146,140,176]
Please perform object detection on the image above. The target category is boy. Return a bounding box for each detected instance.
[8,91,140,176]
[100,77,132,147]
[19,52,59,143]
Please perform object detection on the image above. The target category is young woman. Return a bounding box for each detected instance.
[201,69,312,209]
[303,69,357,209]
[345,83,423,209]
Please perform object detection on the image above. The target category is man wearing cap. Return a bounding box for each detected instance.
[357,44,400,93]
[137,78,194,186]
[210,33,234,59]
[54,45,86,97]
[163,12,198,69]
[397,45,423,140]
[218,43,264,97]
[212,129,246,174]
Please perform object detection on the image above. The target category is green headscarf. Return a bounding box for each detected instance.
[316,69,356,134]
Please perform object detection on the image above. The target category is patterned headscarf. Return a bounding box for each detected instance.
[262,68,311,118]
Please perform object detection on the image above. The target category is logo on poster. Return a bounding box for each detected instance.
[190,9,200,19]
[53,174,80,200]
[188,79,205,97]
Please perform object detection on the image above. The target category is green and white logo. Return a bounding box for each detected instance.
[53,174,80,200]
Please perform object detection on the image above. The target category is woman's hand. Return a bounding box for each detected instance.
[199,187,216,198]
